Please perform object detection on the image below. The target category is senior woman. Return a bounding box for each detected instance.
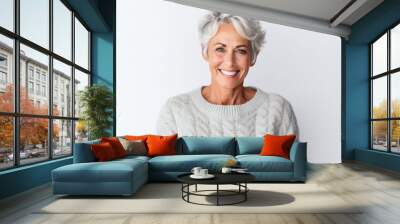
[156,12,298,138]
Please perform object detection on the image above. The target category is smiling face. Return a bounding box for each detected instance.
[203,22,254,90]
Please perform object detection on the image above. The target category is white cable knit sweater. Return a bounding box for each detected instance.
[156,87,299,138]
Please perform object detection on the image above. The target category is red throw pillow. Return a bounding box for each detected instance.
[146,134,178,157]
[91,142,117,161]
[101,137,127,158]
[259,134,296,159]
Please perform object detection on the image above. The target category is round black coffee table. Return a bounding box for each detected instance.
[177,173,255,206]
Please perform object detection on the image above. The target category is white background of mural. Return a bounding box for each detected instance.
[116,0,341,163]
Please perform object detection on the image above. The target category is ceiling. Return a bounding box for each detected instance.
[165,0,384,38]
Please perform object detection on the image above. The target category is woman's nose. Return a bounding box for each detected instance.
[223,51,235,67]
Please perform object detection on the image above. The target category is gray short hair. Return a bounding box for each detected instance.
[199,12,266,64]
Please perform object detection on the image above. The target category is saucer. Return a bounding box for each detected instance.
[190,174,215,179]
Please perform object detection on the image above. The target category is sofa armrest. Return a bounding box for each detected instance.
[289,142,307,181]
[73,140,100,163]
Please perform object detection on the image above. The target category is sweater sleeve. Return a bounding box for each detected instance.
[156,99,178,135]
[279,101,300,140]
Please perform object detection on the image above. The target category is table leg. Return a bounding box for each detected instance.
[245,183,247,201]
[187,184,190,202]
[217,184,219,206]
[181,184,183,199]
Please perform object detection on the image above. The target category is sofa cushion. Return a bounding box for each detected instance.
[74,139,100,163]
[116,155,150,163]
[148,154,235,172]
[236,155,293,172]
[236,137,263,155]
[177,137,236,155]
[53,158,147,183]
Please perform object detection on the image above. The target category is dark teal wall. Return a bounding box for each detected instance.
[343,44,369,159]
[91,32,115,135]
[90,0,116,135]
[0,0,116,200]
[344,0,400,170]
[0,158,72,199]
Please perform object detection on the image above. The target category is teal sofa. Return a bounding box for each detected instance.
[52,137,307,196]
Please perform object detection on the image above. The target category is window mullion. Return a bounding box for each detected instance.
[388,30,391,152]
[48,0,54,160]
[71,10,76,155]
[370,45,373,149]
[13,0,20,167]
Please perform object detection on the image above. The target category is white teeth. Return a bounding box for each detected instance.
[219,69,239,77]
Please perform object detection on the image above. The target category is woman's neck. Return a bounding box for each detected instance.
[202,85,255,105]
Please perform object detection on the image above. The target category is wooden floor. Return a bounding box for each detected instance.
[1,162,400,224]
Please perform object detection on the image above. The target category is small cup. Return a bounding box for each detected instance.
[191,167,202,176]
[221,167,232,174]
[199,169,208,176]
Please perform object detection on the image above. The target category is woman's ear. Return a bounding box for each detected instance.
[202,50,209,61]
[250,52,259,66]
[250,61,256,66]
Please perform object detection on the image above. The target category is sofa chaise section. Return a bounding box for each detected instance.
[52,141,149,196]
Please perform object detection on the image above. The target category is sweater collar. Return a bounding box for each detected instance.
[189,86,266,117]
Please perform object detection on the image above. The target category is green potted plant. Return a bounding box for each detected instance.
[79,84,113,140]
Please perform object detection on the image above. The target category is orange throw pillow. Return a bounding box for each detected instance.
[124,135,149,141]
[259,134,296,159]
[146,134,178,157]
[101,137,127,158]
[91,142,117,161]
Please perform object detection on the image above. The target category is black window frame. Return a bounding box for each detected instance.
[370,20,400,154]
[0,0,92,171]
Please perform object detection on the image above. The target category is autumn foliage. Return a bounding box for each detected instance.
[372,99,400,142]
[0,84,59,151]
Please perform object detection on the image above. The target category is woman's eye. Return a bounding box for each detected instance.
[216,47,225,53]
[237,49,247,55]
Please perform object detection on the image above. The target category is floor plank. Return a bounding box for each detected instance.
[1,161,400,224]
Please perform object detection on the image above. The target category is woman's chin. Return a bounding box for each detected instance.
[214,80,243,90]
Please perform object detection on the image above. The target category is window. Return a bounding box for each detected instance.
[28,81,34,94]
[35,70,40,81]
[0,54,7,88]
[0,116,13,170]
[53,119,72,158]
[0,71,6,85]
[74,69,89,118]
[53,0,72,60]
[0,34,13,113]
[0,0,91,170]
[0,55,7,67]
[0,0,13,32]
[53,59,71,117]
[75,18,89,70]
[20,0,49,49]
[371,23,400,154]
[35,83,40,95]
[28,67,34,80]
[42,85,46,97]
